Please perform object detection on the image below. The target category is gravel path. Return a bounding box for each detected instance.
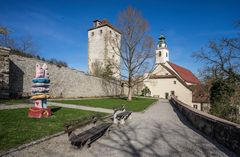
[3,99,237,157]
[0,102,112,113]
[49,102,113,113]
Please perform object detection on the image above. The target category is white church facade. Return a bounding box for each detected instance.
[144,35,208,110]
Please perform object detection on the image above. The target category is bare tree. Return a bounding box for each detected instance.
[110,6,155,100]
[0,26,15,48]
[193,37,240,82]
[17,35,38,55]
[193,21,240,123]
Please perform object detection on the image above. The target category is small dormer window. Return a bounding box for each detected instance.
[159,51,161,57]
[91,32,94,36]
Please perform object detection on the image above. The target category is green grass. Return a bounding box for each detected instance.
[51,97,157,112]
[0,107,106,152]
[0,99,29,105]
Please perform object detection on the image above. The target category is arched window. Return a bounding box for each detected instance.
[166,52,168,57]
[159,51,161,57]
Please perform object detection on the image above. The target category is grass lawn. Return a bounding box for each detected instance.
[0,99,30,105]
[51,97,158,112]
[0,107,106,153]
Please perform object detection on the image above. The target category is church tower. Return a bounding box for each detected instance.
[88,19,121,78]
[155,35,169,64]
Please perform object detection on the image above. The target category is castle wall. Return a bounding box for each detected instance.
[0,48,127,98]
[0,47,10,98]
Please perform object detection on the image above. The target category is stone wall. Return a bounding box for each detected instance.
[0,47,127,98]
[170,97,240,155]
[0,47,10,98]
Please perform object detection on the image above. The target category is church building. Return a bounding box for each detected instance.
[144,35,208,110]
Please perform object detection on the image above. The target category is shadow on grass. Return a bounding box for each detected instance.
[51,107,62,113]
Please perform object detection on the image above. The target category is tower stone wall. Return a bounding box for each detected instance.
[88,20,121,78]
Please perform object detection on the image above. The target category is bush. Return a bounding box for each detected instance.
[141,86,151,96]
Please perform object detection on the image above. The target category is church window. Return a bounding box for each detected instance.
[171,91,175,95]
[100,30,103,34]
[91,32,94,36]
[166,52,168,57]
[174,81,176,84]
[159,51,161,56]
[193,104,198,109]
[110,30,112,34]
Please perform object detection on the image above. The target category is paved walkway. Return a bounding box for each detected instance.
[4,100,237,157]
[0,102,113,113]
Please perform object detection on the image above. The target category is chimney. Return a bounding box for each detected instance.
[93,20,101,28]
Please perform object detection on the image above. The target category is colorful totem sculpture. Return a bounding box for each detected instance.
[28,63,51,118]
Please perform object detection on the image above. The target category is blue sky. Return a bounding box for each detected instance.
[1,0,239,75]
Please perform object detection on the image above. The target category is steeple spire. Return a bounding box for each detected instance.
[156,34,169,64]
[158,34,167,48]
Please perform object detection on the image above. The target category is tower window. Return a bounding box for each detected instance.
[91,32,94,36]
[159,51,161,57]
[166,52,168,57]
[100,30,103,34]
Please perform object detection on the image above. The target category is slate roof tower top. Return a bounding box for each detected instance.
[156,34,169,64]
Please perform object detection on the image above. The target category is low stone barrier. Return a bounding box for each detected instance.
[170,97,240,155]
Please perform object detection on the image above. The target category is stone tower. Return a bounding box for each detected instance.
[155,35,169,64]
[88,19,121,78]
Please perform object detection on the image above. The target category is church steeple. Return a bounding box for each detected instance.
[158,35,167,48]
[156,34,169,64]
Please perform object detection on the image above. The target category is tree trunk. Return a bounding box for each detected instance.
[128,86,133,101]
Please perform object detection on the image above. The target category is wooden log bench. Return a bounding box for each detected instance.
[68,122,112,148]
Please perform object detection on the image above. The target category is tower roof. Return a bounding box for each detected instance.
[88,19,121,34]
[157,34,167,48]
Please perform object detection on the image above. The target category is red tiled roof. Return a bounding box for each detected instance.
[88,19,121,34]
[167,62,200,84]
